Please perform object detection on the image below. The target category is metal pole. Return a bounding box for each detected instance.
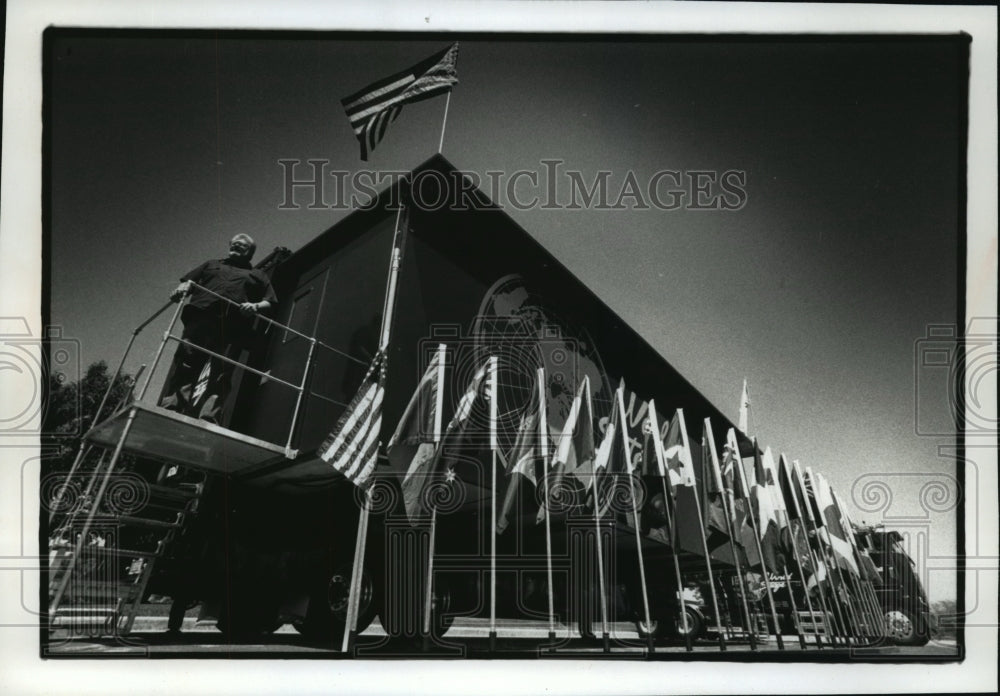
[705,422,755,651]
[489,447,498,651]
[679,412,725,652]
[421,505,438,645]
[136,299,186,402]
[736,446,784,650]
[616,389,654,653]
[50,408,138,615]
[590,470,610,652]
[783,564,807,650]
[437,91,452,154]
[647,402,691,651]
[538,369,556,643]
[286,337,317,455]
[785,518,823,648]
[341,488,371,653]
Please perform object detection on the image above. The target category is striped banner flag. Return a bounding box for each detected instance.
[341,43,459,160]
[318,351,388,487]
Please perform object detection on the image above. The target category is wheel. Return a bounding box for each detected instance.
[293,562,378,642]
[379,570,454,640]
[884,607,930,646]
[635,605,704,644]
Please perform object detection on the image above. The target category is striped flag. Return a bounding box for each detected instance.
[318,351,388,487]
[341,43,459,160]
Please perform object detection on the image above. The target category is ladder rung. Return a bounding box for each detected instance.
[146,483,202,500]
[87,545,161,559]
[116,515,182,529]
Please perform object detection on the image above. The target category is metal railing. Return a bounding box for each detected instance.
[87,281,366,459]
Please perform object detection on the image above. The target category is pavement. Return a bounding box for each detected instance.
[44,609,961,659]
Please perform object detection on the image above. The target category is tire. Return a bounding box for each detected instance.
[379,570,454,640]
[635,605,704,644]
[884,607,930,647]
[293,562,378,642]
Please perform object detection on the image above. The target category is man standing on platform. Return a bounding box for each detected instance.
[159,233,278,423]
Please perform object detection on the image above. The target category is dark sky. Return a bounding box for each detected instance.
[47,34,962,598]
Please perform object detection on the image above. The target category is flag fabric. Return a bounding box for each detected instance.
[832,489,883,584]
[341,43,459,160]
[318,350,388,487]
[387,344,446,508]
[400,356,493,523]
[630,399,672,545]
[750,443,781,573]
[551,376,596,484]
[496,369,542,534]
[777,453,816,584]
[537,377,595,523]
[664,409,703,555]
[701,418,741,567]
[722,428,761,569]
[738,379,750,434]
[814,472,860,577]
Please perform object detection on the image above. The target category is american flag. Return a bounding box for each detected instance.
[318,350,387,487]
[341,43,459,161]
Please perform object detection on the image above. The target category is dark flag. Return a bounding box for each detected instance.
[496,368,542,534]
[318,350,387,487]
[341,43,459,160]
[777,453,816,584]
[701,421,733,561]
[663,409,704,556]
[752,446,783,573]
[387,344,446,515]
[722,429,761,569]
[538,377,595,522]
[814,471,860,577]
[400,356,493,523]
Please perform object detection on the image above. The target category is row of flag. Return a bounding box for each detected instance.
[320,343,889,647]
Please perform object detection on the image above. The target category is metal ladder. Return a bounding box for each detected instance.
[48,454,205,637]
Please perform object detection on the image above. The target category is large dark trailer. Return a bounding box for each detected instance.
[46,155,862,645]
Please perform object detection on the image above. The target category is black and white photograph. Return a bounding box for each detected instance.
[1,1,997,694]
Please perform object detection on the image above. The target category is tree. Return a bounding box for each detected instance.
[43,361,135,471]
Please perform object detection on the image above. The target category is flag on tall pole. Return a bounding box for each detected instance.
[738,378,751,435]
[537,377,594,522]
[663,410,704,556]
[496,372,541,534]
[400,357,493,523]
[722,429,761,569]
[751,445,782,573]
[318,350,388,487]
[387,344,447,519]
[341,43,460,160]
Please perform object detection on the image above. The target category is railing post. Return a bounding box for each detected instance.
[136,297,186,402]
[286,337,317,456]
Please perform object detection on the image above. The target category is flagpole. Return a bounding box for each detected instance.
[740,440,785,650]
[779,455,823,648]
[488,356,499,652]
[708,422,756,652]
[678,410,726,652]
[795,462,847,646]
[806,469,861,644]
[616,388,655,653]
[437,91,451,154]
[341,180,409,654]
[538,367,556,643]
[590,460,611,652]
[589,380,610,652]
[781,565,806,650]
[647,401,692,652]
